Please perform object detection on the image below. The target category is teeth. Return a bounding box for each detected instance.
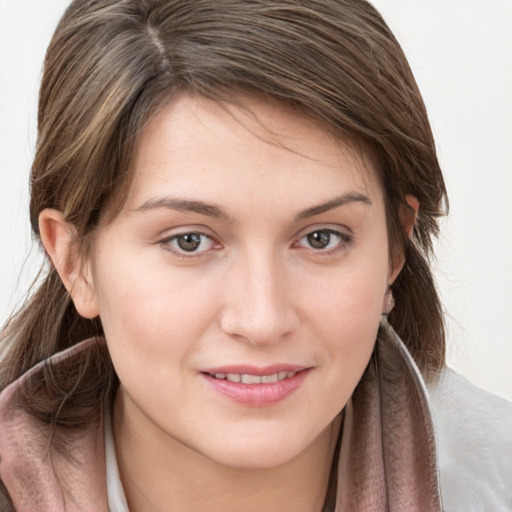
[242,374,261,384]
[212,371,297,383]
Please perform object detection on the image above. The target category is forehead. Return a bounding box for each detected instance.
[126,93,381,211]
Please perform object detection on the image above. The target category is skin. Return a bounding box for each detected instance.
[40,94,414,512]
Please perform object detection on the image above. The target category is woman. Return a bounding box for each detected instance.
[0,1,510,511]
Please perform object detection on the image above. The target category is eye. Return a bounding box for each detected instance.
[297,229,349,251]
[162,232,215,254]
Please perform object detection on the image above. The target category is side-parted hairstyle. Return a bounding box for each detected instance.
[1,0,447,425]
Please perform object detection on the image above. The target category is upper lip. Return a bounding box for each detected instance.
[201,364,310,376]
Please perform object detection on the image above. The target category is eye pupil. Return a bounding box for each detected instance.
[307,231,331,249]
[177,233,202,251]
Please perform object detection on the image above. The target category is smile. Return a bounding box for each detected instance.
[201,367,310,407]
[210,371,298,384]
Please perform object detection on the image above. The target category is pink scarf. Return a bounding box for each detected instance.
[336,318,442,511]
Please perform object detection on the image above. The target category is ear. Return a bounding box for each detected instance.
[387,195,419,284]
[39,208,99,319]
[402,195,419,238]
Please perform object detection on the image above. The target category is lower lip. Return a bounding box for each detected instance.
[201,370,310,407]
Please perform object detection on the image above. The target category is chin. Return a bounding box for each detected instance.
[208,445,302,471]
[188,430,306,470]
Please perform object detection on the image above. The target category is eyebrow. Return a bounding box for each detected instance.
[134,198,232,220]
[295,192,371,220]
[134,191,371,221]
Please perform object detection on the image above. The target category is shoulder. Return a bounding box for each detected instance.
[0,338,109,510]
[426,368,512,512]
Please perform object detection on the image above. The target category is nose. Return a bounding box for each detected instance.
[219,249,299,345]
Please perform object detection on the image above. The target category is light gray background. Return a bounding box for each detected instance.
[1,0,511,400]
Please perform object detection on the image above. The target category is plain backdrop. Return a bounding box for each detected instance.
[1,0,511,401]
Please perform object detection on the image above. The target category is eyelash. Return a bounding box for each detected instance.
[159,228,353,259]
[293,229,353,255]
[160,232,218,258]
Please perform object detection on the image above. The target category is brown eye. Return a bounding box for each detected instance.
[176,233,202,251]
[306,230,332,249]
[296,229,351,252]
[163,232,215,254]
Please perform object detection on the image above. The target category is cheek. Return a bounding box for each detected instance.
[300,255,388,386]
[92,253,221,359]
[301,253,388,328]
[93,262,223,418]
[317,278,383,362]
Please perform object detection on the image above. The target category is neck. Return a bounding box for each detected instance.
[113,391,341,512]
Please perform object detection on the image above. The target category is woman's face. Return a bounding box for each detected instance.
[87,94,397,469]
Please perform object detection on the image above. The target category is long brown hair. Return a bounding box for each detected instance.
[1,0,447,425]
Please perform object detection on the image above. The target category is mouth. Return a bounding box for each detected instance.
[206,370,299,384]
[200,366,311,407]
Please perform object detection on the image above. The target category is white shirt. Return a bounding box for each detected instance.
[105,409,130,512]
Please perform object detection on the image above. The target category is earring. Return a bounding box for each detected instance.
[382,287,395,316]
